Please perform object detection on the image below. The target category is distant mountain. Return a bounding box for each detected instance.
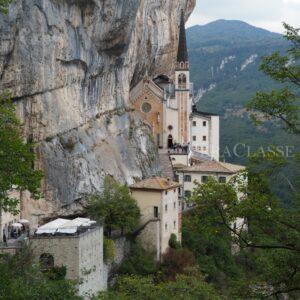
[187,20,299,205]
[187,19,287,108]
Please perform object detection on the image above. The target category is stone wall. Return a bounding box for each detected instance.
[137,220,160,260]
[30,226,105,297]
[103,236,130,285]
[30,235,80,279]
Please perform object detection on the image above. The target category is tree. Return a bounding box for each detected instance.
[0,0,13,14]
[183,178,244,292]
[247,23,300,134]
[0,248,81,299]
[86,176,140,237]
[188,165,299,298]
[0,93,43,241]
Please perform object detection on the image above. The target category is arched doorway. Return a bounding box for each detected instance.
[168,135,173,149]
[40,253,54,272]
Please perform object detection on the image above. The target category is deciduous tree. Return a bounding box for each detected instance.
[86,176,140,237]
[0,94,43,241]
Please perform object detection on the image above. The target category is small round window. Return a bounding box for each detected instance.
[142,102,152,113]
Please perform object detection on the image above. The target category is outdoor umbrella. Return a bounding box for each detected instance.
[19,219,30,224]
[12,223,23,228]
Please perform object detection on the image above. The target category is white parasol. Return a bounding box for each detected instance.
[12,223,23,228]
[19,219,30,224]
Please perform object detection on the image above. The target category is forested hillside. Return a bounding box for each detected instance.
[187,20,300,205]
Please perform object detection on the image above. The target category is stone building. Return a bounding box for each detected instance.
[130,10,219,159]
[130,177,182,261]
[30,218,106,298]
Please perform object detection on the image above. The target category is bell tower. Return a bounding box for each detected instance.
[175,10,191,145]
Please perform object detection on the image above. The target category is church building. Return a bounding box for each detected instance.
[130,11,219,161]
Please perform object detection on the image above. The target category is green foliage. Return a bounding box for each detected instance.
[0,0,12,14]
[0,94,43,231]
[183,178,243,291]
[46,266,67,281]
[0,249,81,299]
[248,23,300,134]
[168,233,181,249]
[119,242,157,276]
[98,273,222,300]
[159,248,196,281]
[86,176,140,236]
[103,238,115,263]
[187,151,300,298]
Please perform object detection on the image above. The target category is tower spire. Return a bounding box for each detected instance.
[177,10,189,64]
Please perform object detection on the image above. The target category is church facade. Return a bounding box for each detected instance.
[130,11,219,161]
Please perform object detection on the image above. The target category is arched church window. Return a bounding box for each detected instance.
[141,102,152,113]
[178,73,187,89]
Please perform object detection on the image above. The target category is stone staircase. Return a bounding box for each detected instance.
[158,150,175,180]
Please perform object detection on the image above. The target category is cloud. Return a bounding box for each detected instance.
[283,0,300,5]
[187,0,300,33]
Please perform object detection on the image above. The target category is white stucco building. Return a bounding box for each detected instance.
[190,108,220,161]
[130,177,182,261]
[174,161,246,209]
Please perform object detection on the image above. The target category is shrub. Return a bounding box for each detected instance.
[160,248,196,281]
[119,242,157,276]
[47,266,67,280]
[103,238,115,263]
[168,234,181,249]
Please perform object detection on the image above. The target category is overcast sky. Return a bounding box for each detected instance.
[187,0,300,33]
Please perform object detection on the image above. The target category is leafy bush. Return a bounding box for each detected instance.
[160,248,196,281]
[46,266,67,280]
[168,233,181,249]
[103,238,115,263]
[119,242,157,276]
[99,273,222,300]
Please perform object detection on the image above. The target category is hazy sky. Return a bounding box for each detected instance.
[187,0,300,33]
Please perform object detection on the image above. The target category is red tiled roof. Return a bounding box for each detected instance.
[175,160,245,174]
[130,177,181,191]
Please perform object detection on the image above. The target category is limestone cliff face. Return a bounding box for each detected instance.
[0,0,195,219]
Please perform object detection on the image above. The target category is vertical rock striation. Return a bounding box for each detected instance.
[0,0,195,219]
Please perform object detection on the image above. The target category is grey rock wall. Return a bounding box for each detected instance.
[0,0,195,218]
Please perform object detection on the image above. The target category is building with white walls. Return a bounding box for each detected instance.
[174,161,245,209]
[130,177,182,261]
[190,107,220,161]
